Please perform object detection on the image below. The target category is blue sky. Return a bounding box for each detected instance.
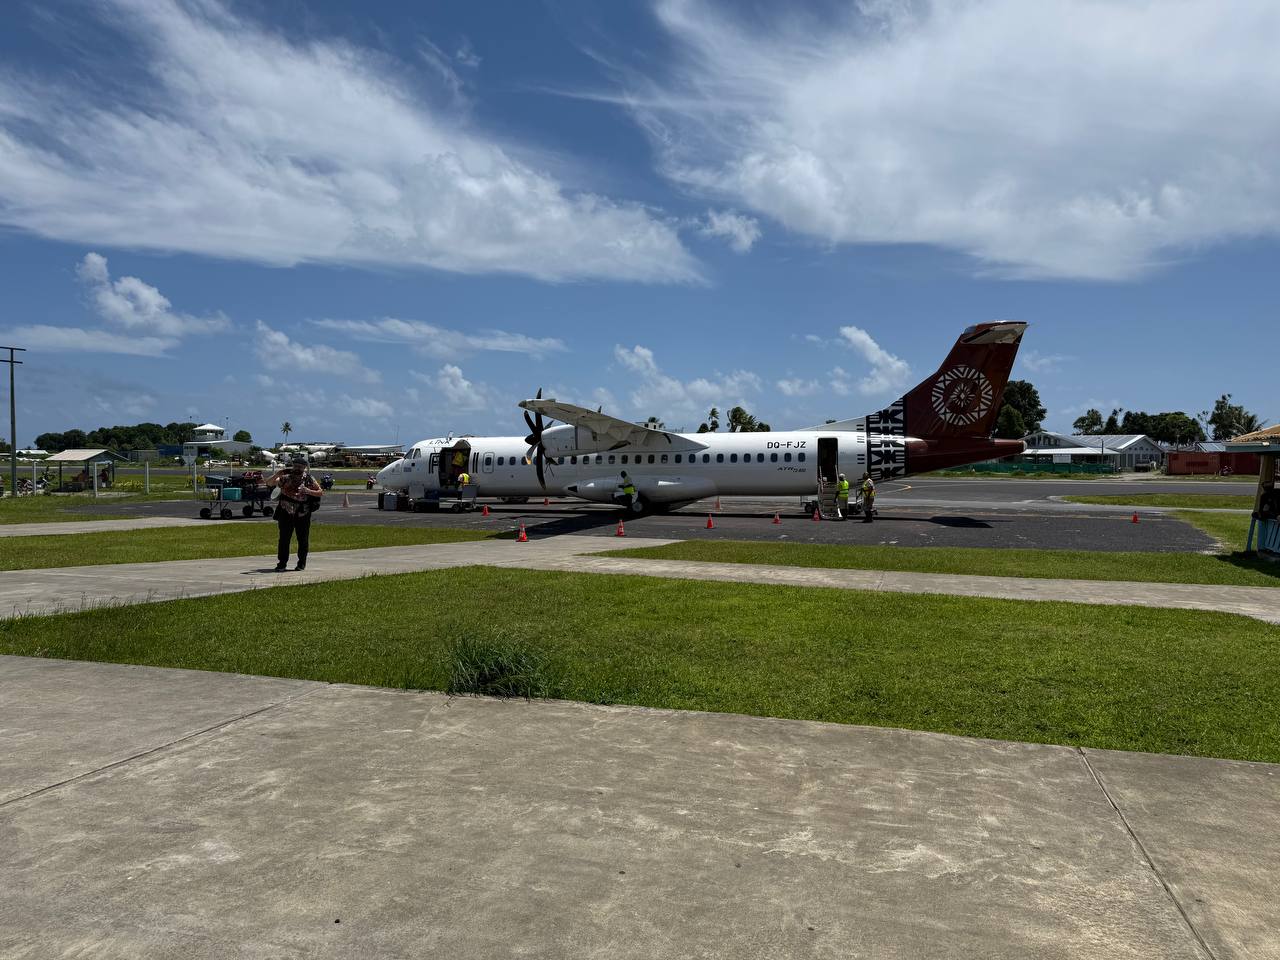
[1,0,1276,448]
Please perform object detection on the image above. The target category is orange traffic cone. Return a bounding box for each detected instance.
[517,521,528,543]
[772,512,781,524]
[341,493,350,508]
[812,508,820,522]
[1131,512,1139,524]
[481,504,490,517]
[615,519,626,537]
[706,514,715,529]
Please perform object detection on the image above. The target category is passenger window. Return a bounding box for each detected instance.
[784,452,792,462]
[484,455,493,467]
[608,455,616,464]
[674,454,682,463]
[716,453,724,463]
[703,454,710,463]
[660,454,668,464]
[648,454,655,464]
[497,456,505,466]
[757,453,764,462]
[729,453,738,463]
[595,455,603,464]
[770,453,778,462]
[621,455,628,464]
[798,452,806,462]
[570,456,577,465]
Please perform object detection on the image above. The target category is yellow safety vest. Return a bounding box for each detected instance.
[862,479,875,495]
[458,473,470,485]
[622,482,636,496]
[837,479,850,498]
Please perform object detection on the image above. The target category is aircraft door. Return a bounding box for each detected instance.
[817,437,839,483]
[481,451,495,474]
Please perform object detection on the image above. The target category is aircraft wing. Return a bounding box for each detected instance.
[519,398,706,450]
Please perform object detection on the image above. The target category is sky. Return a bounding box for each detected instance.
[1,0,1277,448]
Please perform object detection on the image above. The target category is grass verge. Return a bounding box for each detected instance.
[1064,493,1253,509]
[602,539,1279,587]
[1175,510,1256,552]
[1,523,492,570]
[2,567,1277,762]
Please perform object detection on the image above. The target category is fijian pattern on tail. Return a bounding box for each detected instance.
[806,321,1028,482]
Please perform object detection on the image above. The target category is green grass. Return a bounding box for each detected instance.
[1064,493,1253,509]
[602,539,1279,587]
[1175,510,1257,551]
[3,567,1277,762]
[1,523,492,570]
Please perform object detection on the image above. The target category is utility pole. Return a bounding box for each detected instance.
[2,346,25,498]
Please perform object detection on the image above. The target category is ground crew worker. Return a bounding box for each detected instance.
[458,470,470,488]
[860,472,876,523]
[619,471,637,511]
[836,472,850,520]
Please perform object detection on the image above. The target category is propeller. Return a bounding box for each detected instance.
[523,387,555,489]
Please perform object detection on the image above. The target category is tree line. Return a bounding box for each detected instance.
[1070,394,1262,444]
[35,422,253,453]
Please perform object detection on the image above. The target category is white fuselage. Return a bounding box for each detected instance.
[378,430,901,506]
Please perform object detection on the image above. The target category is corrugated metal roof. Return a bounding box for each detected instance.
[1074,434,1149,449]
[1196,442,1227,452]
[44,448,126,462]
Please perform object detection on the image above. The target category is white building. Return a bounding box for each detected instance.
[1021,432,1166,470]
[182,422,253,464]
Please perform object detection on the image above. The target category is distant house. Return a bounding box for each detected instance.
[1021,432,1165,470]
[181,422,253,464]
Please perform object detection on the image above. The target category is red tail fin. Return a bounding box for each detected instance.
[901,321,1027,438]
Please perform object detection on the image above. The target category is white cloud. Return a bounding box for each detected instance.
[254,322,380,383]
[829,366,852,397]
[613,343,760,423]
[699,209,761,253]
[633,0,1280,279]
[1020,350,1073,374]
[313,317,566,359]
[0,0,699,284]
[415,364,492,413]
[77,253,227,338]
[836,326,911,395]
[4,324,175,357]
[776,377,820,397]
[338,395,393,419]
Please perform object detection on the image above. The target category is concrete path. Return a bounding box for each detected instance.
[511,553,1280,625]
[3,655,1276,959]
[3,535,1277,624]
[0,516,236,537]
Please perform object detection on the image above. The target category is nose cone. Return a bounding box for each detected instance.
[376,459,401,488]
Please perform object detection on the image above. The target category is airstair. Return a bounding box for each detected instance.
[815,478,842,519]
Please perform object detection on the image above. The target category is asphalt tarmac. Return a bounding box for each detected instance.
[66,477,1234,552]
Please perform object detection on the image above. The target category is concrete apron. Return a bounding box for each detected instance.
[3,656,1277,960]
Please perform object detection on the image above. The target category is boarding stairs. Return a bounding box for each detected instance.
[816,478,843,520]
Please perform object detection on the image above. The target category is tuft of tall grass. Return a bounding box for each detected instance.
[445,632,561,700]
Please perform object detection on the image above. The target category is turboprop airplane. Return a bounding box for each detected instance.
[376,321,1028,513]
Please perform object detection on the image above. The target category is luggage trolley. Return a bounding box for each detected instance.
[199,472,274,519]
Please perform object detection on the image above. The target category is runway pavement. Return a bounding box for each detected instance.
[3,655,1276,959]
[57,482,1225,552]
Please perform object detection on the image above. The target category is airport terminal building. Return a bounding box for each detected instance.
[1020,432,1166,471]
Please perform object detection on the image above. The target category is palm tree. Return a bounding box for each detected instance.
[280,421,292,448]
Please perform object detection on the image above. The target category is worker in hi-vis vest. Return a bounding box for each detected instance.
[836,473,850,519]
[619,471,637,510]
[458,470,470,488]
[860,472,876,522]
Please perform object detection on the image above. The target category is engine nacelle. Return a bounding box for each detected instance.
[540,423,608,458]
